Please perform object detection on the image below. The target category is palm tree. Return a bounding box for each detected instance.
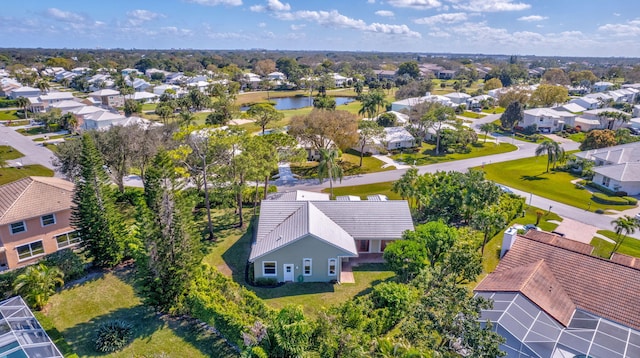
[59,78,70,88]
[358,93,377,119]
[610,216,639,258]
[535,139,564,173]
[479,123,497,143]
[36,80,50,94]
[15,97,30,120]
[179,111,195,126]
[317,148,343,198]
[597,110,631,130]
[13,263,64,310]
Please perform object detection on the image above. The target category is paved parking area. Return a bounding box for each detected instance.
[553,217,599,244]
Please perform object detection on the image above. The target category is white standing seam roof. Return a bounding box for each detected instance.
[593,162,640,182]
[250,200,413,262]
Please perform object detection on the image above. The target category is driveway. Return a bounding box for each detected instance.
[552,218,600,244]
[0,124,60,175]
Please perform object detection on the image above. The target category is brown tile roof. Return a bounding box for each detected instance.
[476,260,576,326]
[0,177,74,225]
[611,253,640,270]
[476,235,640,331]
[523,230,594,255]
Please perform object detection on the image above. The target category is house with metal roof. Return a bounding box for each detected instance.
[0,177,79,270]
[574,141,640,195]
[250,194,413,283]
[476,230,640,358]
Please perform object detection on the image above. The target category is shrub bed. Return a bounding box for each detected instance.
[591,192,634,205]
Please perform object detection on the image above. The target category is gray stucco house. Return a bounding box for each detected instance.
[249,191,413,283]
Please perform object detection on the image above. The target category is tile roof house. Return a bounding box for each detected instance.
[250,192,413,283]
[0,177,79,270]
[574,141,640,195]
[475,230,640,357]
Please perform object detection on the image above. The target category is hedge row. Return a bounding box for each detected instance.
[591,192,637,206]
[0,99,17,108]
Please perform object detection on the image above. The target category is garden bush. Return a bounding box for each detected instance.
[591,192,630,205]
[94,320,133,353]
[253,278,278,287]
[42,249,85,281]
[624,197,638,205]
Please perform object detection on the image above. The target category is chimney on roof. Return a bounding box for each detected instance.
[500,227,519,258]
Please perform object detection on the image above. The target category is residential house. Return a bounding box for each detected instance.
[0,78,22,97]
[49,100,85,112]
[145,68,171,79]
[27,92,76,113]
[79,109,127,131]
[332,73,351,87]
[391,93,453,112]
[249,193,413,283]
[592,81,614,92]
[267,72,286,81]
[435,69,455,80]
[121,68,140,76]
[165,72,185,84]
[444,92,471,106]
[520,108,576,133]
[359,126,416,154]
[476,229,640,358]
[8,86,40,99]
[242,73,262,90]
[153,84,180,96]
[372,70,397,81]
[0,177,79,270]
[467,94,495,109]
[128,91,159,103]
[574,141,640,195]
[88,89,124,108]
[553,102,586,114]
[125,78,151,92]
[634,105,640,118]
[581,108,629,130]
[0,296,65,357]
[569,96,600,110]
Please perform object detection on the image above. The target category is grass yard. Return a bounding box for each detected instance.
[476,154,636,212]
[44,268,238,358]
[33,134,66,142]
[44,143,60,153]
[0,165,54,185]
[390,141,517,166]
[5,119,30,126]
[483,107,505,114]
[0,145,24,160]
[568,132,586,143]
[460,111,486,119]
[16,126,51,136]
[202,212,395,317]
[290,149,394,179]
[590,230,640,259]
[323,181,400,200]
[0,110,22,121]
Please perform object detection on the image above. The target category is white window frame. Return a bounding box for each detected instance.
[328,258,337,276]
[16,240,44,261]
[55,230,82,249]
[41,214,56,227]
[262,261,277,276]
[9,221,26,235]
[303,258,312,276]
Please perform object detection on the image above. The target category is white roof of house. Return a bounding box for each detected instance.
[381,111,409,124]
[336,195,361,201]
[50,100,85,110]
[574,141,640,163]
[583,108,627,116]
[268,71,285,77]
[130,92,158,100]
[266,190,330,201]
[556,103,586,113]
[594,81,614,86]
[250,200,413,261]
[571,97,600,105]
[117,116,162,129]
[585,92,613,100]
[392,94,453,107]
[70,105,104,116]
[11,86,39,94]
[574,117,601,125]
[383,126,415,143]
[444,92,471,99]
[524,108,575,118]
[84,110,125,122]
[40,92,75,101]
[593,162,640,182]
[89,89,120,97]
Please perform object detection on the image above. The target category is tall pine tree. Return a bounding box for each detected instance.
[71,134,125,267]
[136,151,203,311]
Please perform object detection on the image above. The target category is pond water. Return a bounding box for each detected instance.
[241,96,354,111]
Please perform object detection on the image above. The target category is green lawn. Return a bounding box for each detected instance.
[33,135,66,142]
[0,165,54,185]
[483,107,505,114]
[460,111,486,119]
[16,126,52,136]
[477,154,636,212]
[590,230,640,259]
[323,181,401,200]
[0,146,24,160]
[390,141,517,166]
[290,149,394,179]
[202,212,395,317]
[44,268,238,358]
[568,132,586,143]
[0,110,21,121]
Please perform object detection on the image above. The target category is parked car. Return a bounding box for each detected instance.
[497,185,514,194]
[524,224,541,231]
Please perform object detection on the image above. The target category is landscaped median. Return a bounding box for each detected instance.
[475,154,638,212]
[390,140,517,166]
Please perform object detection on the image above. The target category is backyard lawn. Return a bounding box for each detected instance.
[590,230,640,259]
[323,181,401,200]
[390,141,517,166]
[0,165,54,185]
[0,145,24,160]
[290,149,394,179]
[476,154,637,212]
[44,268,238,358]
[460,111,486,119]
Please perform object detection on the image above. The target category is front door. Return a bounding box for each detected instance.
[283,264,294,282]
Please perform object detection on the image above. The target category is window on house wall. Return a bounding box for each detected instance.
[303,258,312,276]
[263,261,276,276]
[55,231,81,248]
[602,177,610,187]
[359,240,370,252]
[328,259,337,276]
[16,241,44,260]
[41,214,56,227]
[9,221,26,235]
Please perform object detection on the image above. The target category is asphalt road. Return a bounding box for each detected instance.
[0,123,61,176]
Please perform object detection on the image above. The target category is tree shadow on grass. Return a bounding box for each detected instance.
[221,218,255,283]
[520,174,549,181]
[251,282,335,300]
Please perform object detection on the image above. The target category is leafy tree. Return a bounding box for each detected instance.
[424,105,456,154]
[123,99,141,117]
[289,109,359,151]
[247,103,284,134]
[535,139,564,172]
[579,129,617,150]
[356,121,385,166]
[483,78,503,91]
[397,61,420,79]
[530,84,568,107]
[376,112,397,127]
[542,68,570,85]
[500,101,524,131]
[479,122,497,142]
[313,95,336,110]
[394,79,433,100]
[392,168,419,206]
[354,81,364,96]
[610,216,639,258]
[136,151,203,311]
[93,126,136,193]
[15,97,29,120]
[207,82,239,126]
[155,103,174,124]
[253,59,276,76]
[36,80,50,93]
[471,209,506,255]
[270,306,314,357]
[408,221,458,266]
[13,263,64,310]
[383,238,427,283]
[497,88,531,108]
[71,134,126,267]
[568,70,598,87]
[317,148,343,198]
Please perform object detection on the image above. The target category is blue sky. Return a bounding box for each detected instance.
[2,0,639,57]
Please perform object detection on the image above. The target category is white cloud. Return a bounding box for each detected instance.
[290,24,306,30]
[185,0,242,7]
[387,0,442,10]
[250,0,291,12]
[428,31,451,37]
[518,15,547,22]
[368,0,376,3]
[375,10,395,17]
[46,8,85,22]
[276,10,421,37]
[207,32,253,39]
[598,18,640,37]
[613,12,621,17]
[160,27,193,36]
[414,12,467,25]
[258,22,267,28]
[127,10,163,26]
[450,0,530,12]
